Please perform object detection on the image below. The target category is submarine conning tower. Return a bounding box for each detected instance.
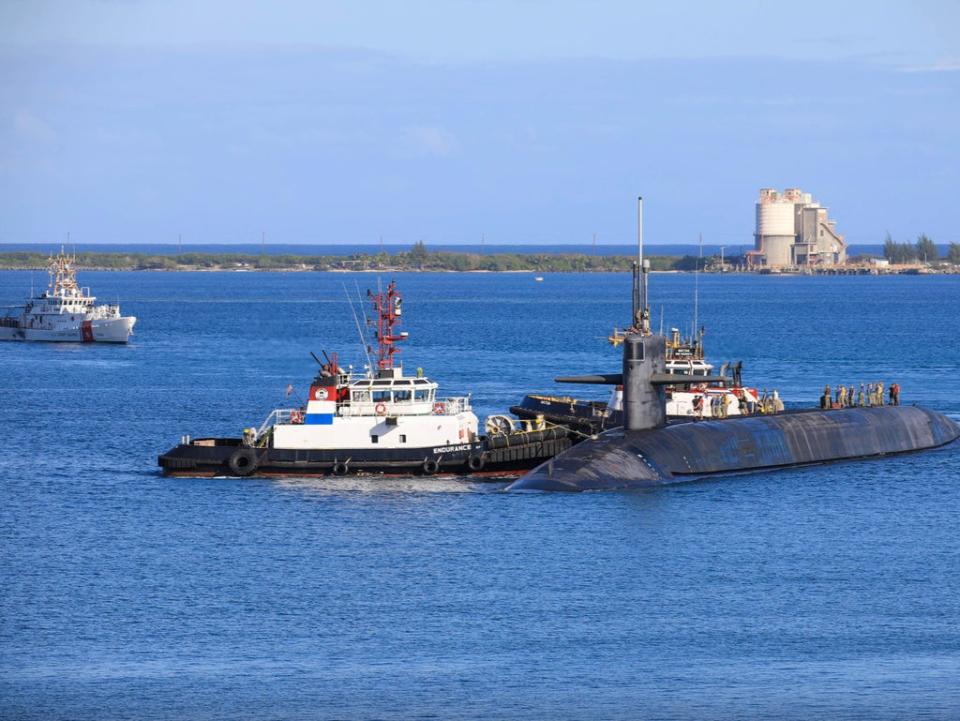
[622,332,666,431]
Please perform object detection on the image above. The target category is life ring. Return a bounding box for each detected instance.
[290,409,304,424]
[375,402,387,416]
[422,459,440,475]
[467,454,486,472]
[332,461,349,476]
[312,386,328,401]
[433,402,445,415]
[227,447,258,477]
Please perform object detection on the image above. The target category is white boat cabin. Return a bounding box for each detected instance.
[264,367,479,451]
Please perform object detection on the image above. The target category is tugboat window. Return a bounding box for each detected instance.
[394,390,412,402]
[414,389,430,401]
[371,435,379,444]
[399,435,407,443]
[372,390,391,403]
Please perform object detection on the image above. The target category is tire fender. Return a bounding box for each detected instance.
[467,454,486,472]
[227,447,258,477]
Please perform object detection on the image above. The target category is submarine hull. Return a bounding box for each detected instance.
[507,405,960,492]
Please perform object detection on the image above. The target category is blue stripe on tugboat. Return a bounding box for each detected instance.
[304,413,335,425]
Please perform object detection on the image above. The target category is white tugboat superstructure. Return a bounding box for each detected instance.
[0,249,136,343]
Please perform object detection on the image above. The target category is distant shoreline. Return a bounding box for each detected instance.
[0,250,956,275]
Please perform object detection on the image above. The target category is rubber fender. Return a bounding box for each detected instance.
[227,447,258,476]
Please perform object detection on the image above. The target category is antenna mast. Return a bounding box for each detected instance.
[367,280,406,370]
[694,232,701,340]
[636,196,650,334]
[344,283,373,371]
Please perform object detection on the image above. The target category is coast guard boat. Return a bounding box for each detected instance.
[0,249,136,343]
[159,281,571,478]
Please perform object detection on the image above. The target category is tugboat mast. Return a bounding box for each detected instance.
[367,280,408,370]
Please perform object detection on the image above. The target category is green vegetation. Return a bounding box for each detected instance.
[915,234,938,263]
[948,243,960,265]
[0,247,697,273]
[883,232,942,264]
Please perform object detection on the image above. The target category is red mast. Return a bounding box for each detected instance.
[368,281,406,370]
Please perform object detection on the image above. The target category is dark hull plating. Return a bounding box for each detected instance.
[159,433,572,478]
[508,405,960,492]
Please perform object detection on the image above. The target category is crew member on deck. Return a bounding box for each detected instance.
[693,394,704,421]
[772,390,784,413]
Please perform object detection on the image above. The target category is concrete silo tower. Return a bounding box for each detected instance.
[753,188,845,268]
[754,188,799,267]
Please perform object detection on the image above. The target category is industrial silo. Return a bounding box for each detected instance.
[755,189,796,267]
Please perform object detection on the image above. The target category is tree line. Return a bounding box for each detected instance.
[883,233,960,264]
[0,248,694,273]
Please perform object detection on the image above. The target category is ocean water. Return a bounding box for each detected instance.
[1,270,958,720]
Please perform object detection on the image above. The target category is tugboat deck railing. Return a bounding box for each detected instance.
[258,408,296,438]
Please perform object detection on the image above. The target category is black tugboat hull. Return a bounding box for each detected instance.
[158,431,572,478]
[507,406,960,492]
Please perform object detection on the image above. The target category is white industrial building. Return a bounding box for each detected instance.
[750,188,846,268]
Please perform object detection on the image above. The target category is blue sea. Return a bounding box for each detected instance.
[1,270,959,720]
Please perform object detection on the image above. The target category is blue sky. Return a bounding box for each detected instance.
[1,1,958,246]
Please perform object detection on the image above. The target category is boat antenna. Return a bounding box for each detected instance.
[635,196,650,334]
[693,232,702,345]
[343,283,372,371]
[354,281,374,368]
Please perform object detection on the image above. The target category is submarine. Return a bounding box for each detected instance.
[507,198,960,492]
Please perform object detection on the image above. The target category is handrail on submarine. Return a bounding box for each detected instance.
[554,373,731,386]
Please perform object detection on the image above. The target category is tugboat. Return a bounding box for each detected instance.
[0,248,136,343]
[158,281,571,478]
